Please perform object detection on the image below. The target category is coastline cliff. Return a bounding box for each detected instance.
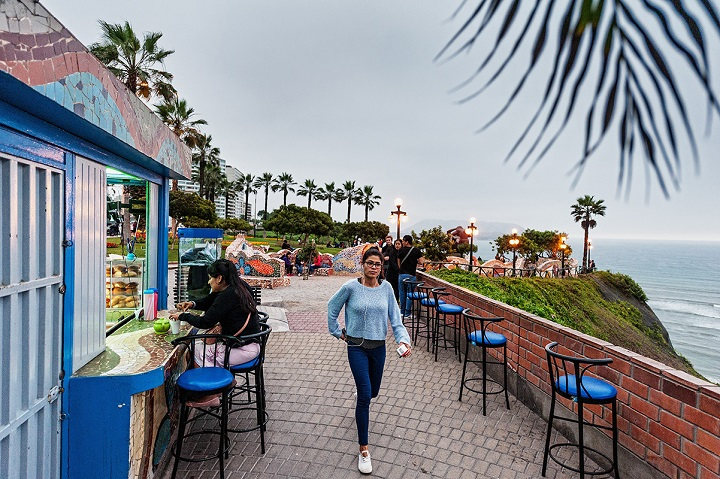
[429,269,699,378]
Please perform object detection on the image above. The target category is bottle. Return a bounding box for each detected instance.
[143,289,155,320]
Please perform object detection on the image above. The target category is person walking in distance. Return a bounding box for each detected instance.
[397,235,424,318]
[328,248,412,474]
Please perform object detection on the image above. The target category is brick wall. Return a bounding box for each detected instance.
[419,272,720,479]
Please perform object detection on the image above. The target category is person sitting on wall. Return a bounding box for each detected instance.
[312,254,323,274]
[281,238,291,250]
[281,253,293,275]
[171,259,260,407]
[295,254,304,275]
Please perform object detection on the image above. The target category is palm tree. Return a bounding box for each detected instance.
[318,182,343,217]
[191,134,220,198]
[357,185,381,222]
[253,173,274,220]
[297,179,321,209]
[571,195,607,273]
[154,98,207,148]
[89,20,176,101]
[238,174,256,221]
[271,172,296,206]
[341,180,359,223]
[202,162,225,204]
[439,2,720,196]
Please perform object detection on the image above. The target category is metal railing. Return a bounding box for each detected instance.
[422,261,580,278]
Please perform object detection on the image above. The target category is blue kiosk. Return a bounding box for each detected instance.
[1,2,193,478]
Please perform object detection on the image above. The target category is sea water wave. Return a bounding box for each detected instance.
[648,299,720,320]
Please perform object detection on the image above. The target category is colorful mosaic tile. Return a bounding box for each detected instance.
[331,243,376,275]
[0,1,191,177]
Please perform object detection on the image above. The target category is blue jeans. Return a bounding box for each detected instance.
[398,273,416,316]
[347,345,386,445]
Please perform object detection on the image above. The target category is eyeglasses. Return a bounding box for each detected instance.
[364,261,382,268]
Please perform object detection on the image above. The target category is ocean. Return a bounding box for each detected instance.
[473,238,720,384]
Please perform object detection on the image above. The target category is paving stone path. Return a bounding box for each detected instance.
[163,276,598,478]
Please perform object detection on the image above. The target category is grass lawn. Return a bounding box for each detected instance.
[107,234,342,262]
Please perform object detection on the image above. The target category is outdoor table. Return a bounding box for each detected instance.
[71,311,194,478]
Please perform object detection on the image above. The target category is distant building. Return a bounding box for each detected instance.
[225,165,247,220]
[177,158,229,219]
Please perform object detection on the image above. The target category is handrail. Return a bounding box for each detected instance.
[422,261,581,278]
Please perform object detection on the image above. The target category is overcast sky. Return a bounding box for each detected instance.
[43,1,720,241]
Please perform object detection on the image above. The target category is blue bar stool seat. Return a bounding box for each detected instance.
[228,322,272,454]
[458,309,510,415]
[542,342,620,478]
[430,288,464,362]
[170,334,238,479]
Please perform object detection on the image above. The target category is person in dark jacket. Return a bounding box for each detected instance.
[171,259,260,368]
[384,239,402,300]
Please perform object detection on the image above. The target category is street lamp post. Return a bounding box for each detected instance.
[465,217,478,272]
[390,198,407,240]
[559,235,567,277]
[509,229,520,277]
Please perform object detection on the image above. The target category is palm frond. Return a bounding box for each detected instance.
[440,0,720,196]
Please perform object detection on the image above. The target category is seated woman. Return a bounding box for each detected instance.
[309,254,323,274]
[172,258,260,369]
[281,253,293,275]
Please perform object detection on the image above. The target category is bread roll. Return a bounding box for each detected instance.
[110,296,125,307]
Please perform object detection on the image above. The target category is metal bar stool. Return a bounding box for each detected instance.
[228,322,272,454]
[170,333,239,479]
[430,288,464,362]
[543,342,620,478]
[458,309,510,415]
[402,278,426,336]
[416,284,441,351]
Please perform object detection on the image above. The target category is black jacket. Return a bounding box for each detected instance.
[179,287,259,337]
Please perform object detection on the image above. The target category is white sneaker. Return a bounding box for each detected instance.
[358,451,372,474]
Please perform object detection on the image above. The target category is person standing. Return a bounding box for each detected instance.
[385,239,402,300]
[381,235,393,276]
[328,248,412,474]
[397,235,424,318]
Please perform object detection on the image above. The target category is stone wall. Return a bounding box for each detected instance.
[419,272,720,479]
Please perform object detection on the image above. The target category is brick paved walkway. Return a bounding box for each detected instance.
[286,311,328,332]
[163,322,597,478]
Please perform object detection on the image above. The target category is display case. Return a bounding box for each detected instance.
[106,257,144,310]
[175,228,223,304]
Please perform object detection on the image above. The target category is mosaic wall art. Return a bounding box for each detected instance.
[0,1,191,177]
[331,243,376,275]
[225,235,286,278]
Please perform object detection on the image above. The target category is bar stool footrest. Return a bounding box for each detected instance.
[171,430,232,463]
[547,443,614,476]
[462,377,506,396]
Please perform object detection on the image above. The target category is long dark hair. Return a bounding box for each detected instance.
[208,259,257,314]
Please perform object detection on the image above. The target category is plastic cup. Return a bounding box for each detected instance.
[169,318,181,335]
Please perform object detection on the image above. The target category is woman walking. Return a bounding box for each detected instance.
[328,248,412,474]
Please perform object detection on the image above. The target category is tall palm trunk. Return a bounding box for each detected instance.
[327,198,332,216]
[364,205,369,222]
[245,190,251,221]
[283,190,288,206]
[307,196,312,209]
[582,222,589,273]
[263,187,269,219]
[346,197,352,223]
[198,162,205,198]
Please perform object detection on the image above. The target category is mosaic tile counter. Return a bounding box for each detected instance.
[74,312,190,478]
